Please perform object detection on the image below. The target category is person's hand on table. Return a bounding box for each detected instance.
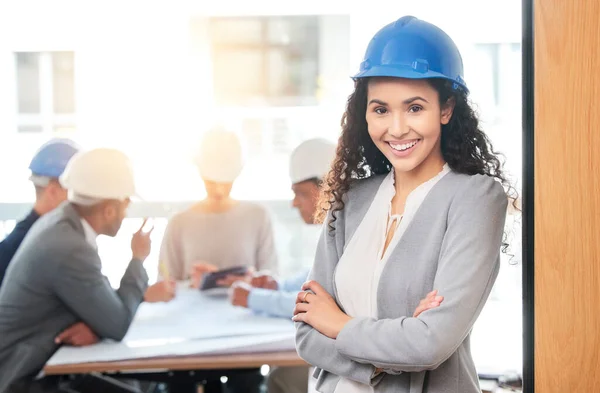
[190,262,218,288]
[229,281,253,308]
[144,279,176,303]
[250,273,278,290]
[55,322,99,347]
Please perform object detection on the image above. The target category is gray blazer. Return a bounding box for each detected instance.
[0,203,148,393]
[295,171,508,393]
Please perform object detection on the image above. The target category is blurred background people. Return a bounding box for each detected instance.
[0,138,80,287]
[229,138,336,393]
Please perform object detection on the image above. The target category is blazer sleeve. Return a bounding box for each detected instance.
[52,245,148,341]
[334,175,508,372]
[295,207,383,386]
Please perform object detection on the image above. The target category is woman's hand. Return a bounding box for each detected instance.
[292,280,352,339]
[292,282,443,339]
[190,262,218,288]
[250,273,279,290]
[413,290,444,317]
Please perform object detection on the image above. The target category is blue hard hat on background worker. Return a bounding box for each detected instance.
[353,15,468,93]
[0,137,81,287]
[28,138,81,186]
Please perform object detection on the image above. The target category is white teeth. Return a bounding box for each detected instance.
[389,140,418,151]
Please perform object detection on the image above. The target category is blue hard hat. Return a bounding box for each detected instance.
[353,16,468,93]
[29,138,81,178]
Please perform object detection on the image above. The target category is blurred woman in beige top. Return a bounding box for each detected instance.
[159,128,278,287]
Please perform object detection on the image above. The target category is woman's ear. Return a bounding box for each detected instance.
[441,96,456,125]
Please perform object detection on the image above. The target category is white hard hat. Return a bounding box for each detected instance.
[59,148,137,206]
[289,138,337,184]
[195,128,244,183]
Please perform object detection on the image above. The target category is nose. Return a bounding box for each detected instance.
[388,112,408,138]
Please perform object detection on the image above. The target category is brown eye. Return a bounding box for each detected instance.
[408,105,423,113]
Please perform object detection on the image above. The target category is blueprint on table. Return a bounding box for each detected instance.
[46,285,297,366]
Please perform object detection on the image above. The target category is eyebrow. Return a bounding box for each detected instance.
[403,96,429,104]
[368,96,429,106]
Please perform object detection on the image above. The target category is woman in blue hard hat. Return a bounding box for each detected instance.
[0,138,80,287]
[293,16,515,393]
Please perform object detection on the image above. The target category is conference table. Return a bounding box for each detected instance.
[44,284,305,392]
[43,284,522,392]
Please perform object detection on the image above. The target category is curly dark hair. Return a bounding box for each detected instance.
[317,77,519,236]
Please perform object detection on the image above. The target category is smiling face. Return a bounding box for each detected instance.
[365,77,454,175]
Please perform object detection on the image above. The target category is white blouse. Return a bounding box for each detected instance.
[333,164,450,393]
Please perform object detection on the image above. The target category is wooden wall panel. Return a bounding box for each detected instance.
[534,0,600,390]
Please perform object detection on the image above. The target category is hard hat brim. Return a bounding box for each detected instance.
[352,65,468,94]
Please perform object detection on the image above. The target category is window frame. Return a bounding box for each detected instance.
[14,51,76,134]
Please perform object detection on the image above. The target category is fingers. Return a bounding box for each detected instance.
[69,333,89,346]
[413,305,424,318]
[145,280,177,302]
[296,291,313,304]
[162,280,176,298]
[135,218,154,236]
[251,274,276,288]
[66,336,81,346]
[70,331,99,346]
[413,301,438,317]
[55,323,80,344]
[301,280,325,295]
[427,295,443,305]
[55,331,72,344]
[250,276,263,287]
[137,218,147,232]
[293,302,310,316]
[192,263,218,273]
[165,282,176,297]
[413,295,445,317]
[291,311,307,323]
[161,278,176,287]
[55,323,98,346]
